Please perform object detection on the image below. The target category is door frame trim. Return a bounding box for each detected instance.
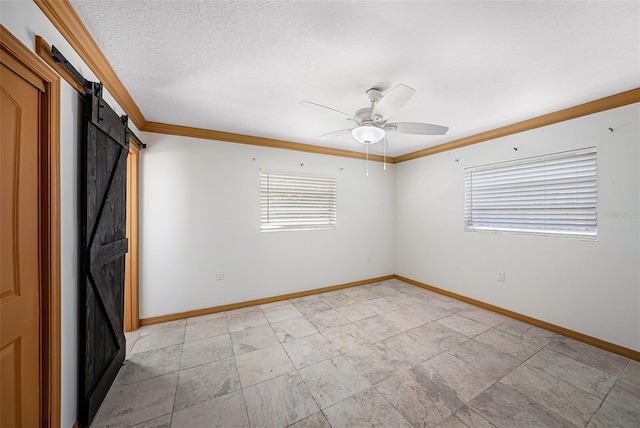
[124,139,140,331]
[1,25,61,427]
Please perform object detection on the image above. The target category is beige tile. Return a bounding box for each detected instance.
[407,303,446,322]
[244,372,319,427]
[376,366,464,427]
[457,307,508,327]
[410,322,469,352]
[500,364,601,426]
[286,411,331,428]
[355,314,403,341]
[526,348,616,398]
[272,316,318,342]
[282,333,340,369]
[306,309,350,331]
[342,287,379,301]
[186,311,225,325]
[235,344,295,387]
[170,391,249,427]
[259,299,292,310]
[130,414,171,428]
[419,352,496,402]
[383,308,431,330]
[298,356,370,409]
[230,324,278,355]
[362,297,400,314]
[115,344,182,385]
[474,328,541,361]
[494,318,557,348]
[319,292,357,309]
[226,310,268,333]
[263,303,303,323]
[437,314,492,337]
[321,323,373,353]
[435,406,497,428]
[292,298,332,315]
[619,360,640,385]
[184,317,228,343]
[334,303,377,322]
[96,282,639,428]
[381,332,441,366]
[130,325,186,354]
[91,373,177,427]
[343,342,411,385]
[408,301,452,320]
[225,306,261,316]
[383,293,426,308]
[547,336,629,376]
[125,329,141,356]
[180,334,233,370]
[139,319,186,332]
[448,339,520,378]
[368,284,399,297]
[469,383,575,428]
[323,388,412,428]
[428,297,470,314]
[588,373,640,427]
[173,357,241,411]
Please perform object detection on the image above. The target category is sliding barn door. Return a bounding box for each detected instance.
[79,83,129,427]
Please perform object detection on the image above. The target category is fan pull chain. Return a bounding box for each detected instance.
[383,137,387,170]
[366,144,369,176]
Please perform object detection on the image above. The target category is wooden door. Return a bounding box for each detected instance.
[0,56,43,427]
[79,83,129,427]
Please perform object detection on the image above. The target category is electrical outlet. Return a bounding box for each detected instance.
[216,271,224,281]
[497,271,505,282]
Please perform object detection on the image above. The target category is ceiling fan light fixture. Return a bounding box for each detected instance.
[352,125,385,144]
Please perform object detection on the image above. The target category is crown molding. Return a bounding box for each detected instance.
[33,0,146,128]
[144,121,393,163]
[395,88,640,163]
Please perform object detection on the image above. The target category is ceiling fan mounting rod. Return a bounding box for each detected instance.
[366,88,383,102]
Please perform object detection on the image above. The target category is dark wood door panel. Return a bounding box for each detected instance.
[79,83,129,427]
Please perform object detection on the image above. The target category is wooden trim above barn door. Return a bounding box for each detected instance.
[35,35,85,94]
[32,0,145,128]
[1,24,61,428]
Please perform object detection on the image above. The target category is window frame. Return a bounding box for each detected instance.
[464,147,598,240]
[260,171,337,232]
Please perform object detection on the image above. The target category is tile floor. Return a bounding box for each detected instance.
[91,279,640,427]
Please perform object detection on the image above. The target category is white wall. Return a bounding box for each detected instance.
[1,2,140,426]
[139,133,395,318]
[396,103,640,351]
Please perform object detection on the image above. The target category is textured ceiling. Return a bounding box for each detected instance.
[69,0,640,157]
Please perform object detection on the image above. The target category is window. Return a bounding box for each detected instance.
[464,147,597,238]
[260,172,337,232]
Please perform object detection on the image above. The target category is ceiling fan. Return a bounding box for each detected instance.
[301,83,449,147]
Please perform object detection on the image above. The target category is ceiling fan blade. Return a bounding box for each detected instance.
[317,128,355,139]
[370,84,415,122]
[385,122,449,135]
[300,101,358,123]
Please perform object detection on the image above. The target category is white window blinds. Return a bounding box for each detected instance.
[260,172,337,232]
[464,147,597,238]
